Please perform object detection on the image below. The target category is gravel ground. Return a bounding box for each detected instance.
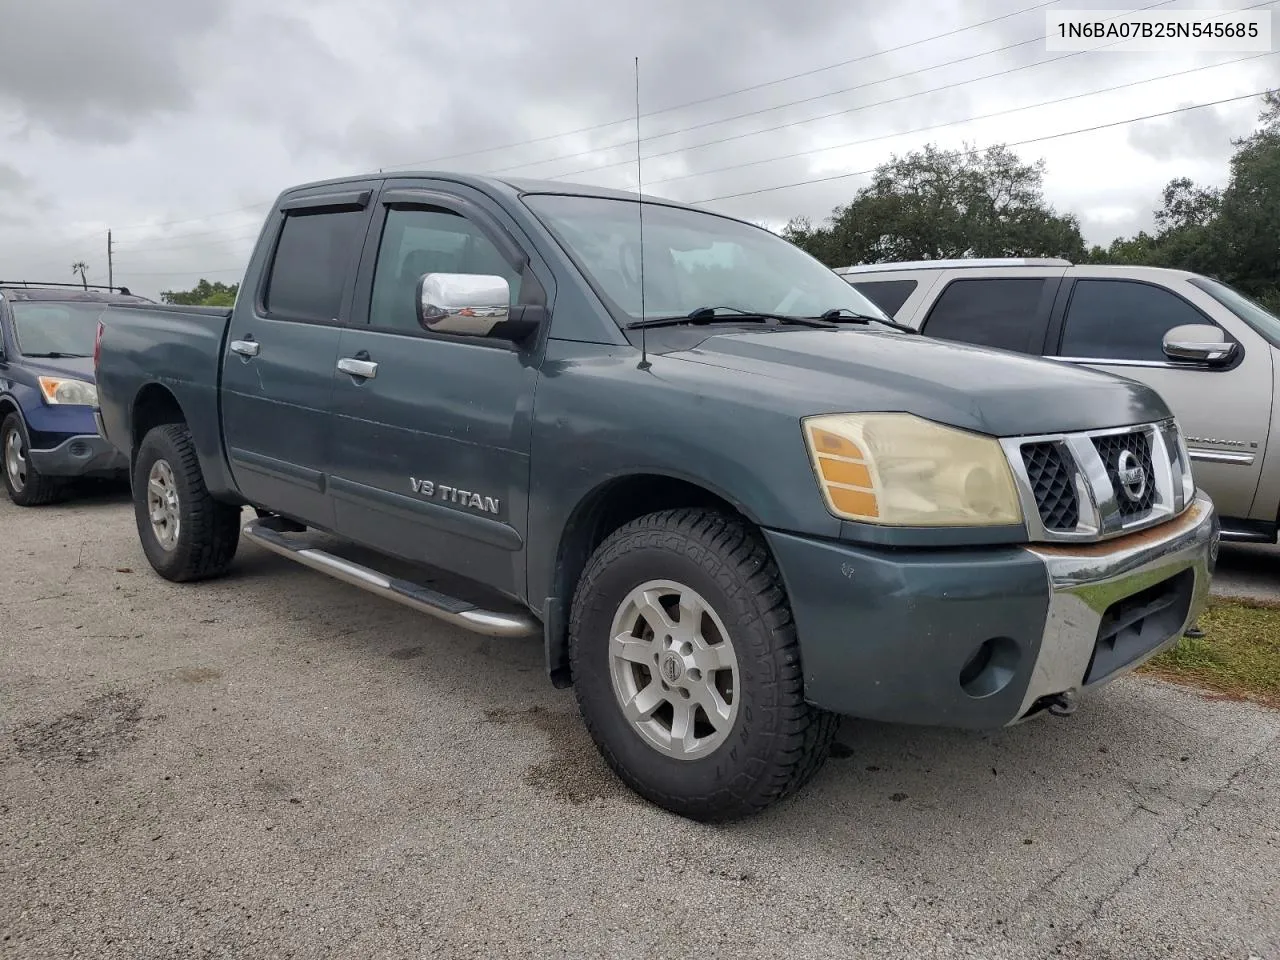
[2,486,1278,960]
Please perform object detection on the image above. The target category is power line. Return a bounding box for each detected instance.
[106,48,1264,262]
[59,1,1078,242]
[383,0,1067,171]
[641,50,1277,190]
[114,266,245,277]
[112,229,261,255]
[103,1,1183,257]
[492,0,1181,180]
[688,88,1275,205]
[116,88,1273,282]
[536,0,1272,184]
[53,0,1260,258]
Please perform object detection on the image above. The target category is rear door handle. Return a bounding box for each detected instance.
[230,338,260,358]
[337,357,378,379]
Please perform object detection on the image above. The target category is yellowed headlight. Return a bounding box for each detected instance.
[802,413,1023,527]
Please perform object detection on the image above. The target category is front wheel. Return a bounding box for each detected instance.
[569,508,837,822]
[2,412,66,506]
[132,423,241,582]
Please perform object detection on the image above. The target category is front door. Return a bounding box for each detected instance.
[219,185,377,529]
[326,187,545,599]
[1049,276,1271,520]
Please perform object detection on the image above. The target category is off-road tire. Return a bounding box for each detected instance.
[569,508,838,822]
[133,423,240,582]
[2,412,67,506]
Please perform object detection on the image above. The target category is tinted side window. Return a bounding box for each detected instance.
[922,278,1048,353]
[264,208,367,322]
[1059,279,1211,361]
[369,207,523,332]
[850,279,917,317]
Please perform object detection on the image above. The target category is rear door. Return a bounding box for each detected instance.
[1045,275,1268,519]
[916,271,1064,354]
[325,183,550,598]
[220,183,379,527]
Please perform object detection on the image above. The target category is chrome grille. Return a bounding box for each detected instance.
[1092,431,1156,519]
[1000,420,1194,543]
[1021,442,1079,531]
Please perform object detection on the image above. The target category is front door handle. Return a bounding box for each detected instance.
[230,338,260,358]
[337,357,378,379]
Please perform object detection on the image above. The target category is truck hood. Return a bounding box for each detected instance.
[18,356,96,382]
[666,329,1170,437]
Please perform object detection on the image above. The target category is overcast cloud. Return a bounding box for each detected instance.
[0,0,1276,297]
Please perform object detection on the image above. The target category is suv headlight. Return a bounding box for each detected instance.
[37,376,98,406]
[802,412,1023,526]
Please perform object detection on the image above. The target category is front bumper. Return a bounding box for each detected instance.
[27,433,129,478]
[763,491,1218,730]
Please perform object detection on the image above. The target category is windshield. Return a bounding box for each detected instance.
[10,302,106,357]
[1188,277,1280,347]
[522,193,891,323]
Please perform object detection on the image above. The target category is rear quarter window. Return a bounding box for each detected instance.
[922,278,1051,354]
[848,278,917,317]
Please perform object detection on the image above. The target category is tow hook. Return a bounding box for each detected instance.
[1046,691,1078,717]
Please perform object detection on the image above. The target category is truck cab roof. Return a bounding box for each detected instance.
[275,170,711,214]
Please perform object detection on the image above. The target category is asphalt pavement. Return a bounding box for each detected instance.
[2,486,1278,960]
[1213,541,1280,602]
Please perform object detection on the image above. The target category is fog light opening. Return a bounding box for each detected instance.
[959,636,1021,699]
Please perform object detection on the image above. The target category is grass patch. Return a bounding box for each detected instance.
[1140,596,1280,709]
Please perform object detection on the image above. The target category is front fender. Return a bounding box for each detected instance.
[526,341,842,604]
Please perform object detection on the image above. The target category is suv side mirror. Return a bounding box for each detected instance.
[416,273,541,342]
[1162,323,1237,365]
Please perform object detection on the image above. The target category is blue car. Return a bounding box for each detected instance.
[0,282,148,505]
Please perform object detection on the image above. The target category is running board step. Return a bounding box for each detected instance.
[1218,525,1275,544]
[241,520,540,638]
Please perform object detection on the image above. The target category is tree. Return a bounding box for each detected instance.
[159,279,240,307]
[1211,89,1280,308]
[71,261,88,289]
[783,143,1087,268]
[1089,90,1280,312]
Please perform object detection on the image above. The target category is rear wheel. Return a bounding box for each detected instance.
[2,412,66,506]
[569,508,837,822]
[132,423,240,582]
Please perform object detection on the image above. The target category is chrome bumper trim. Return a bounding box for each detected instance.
[1010,491,1218,723]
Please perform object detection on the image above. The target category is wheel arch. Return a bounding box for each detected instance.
[542,471,765,688]
[130,383,187,466]
[128,382,240,501]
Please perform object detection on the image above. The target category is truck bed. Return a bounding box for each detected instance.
[94,302,236,498]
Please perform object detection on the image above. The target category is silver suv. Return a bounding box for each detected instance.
[838,258,1280,544]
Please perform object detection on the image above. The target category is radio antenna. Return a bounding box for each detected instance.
[634,56,650,371]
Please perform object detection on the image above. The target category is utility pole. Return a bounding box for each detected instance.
[107,230,113,290]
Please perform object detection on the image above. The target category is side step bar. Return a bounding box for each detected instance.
[1218,525,1276,544]
[242,520,541,639]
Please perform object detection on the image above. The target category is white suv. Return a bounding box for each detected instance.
[838,258,1280,544]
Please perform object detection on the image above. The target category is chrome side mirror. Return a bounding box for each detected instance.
[1162,323,1237,364]
[416,273,510,336]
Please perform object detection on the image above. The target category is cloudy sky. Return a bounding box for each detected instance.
[0,0,1276,299]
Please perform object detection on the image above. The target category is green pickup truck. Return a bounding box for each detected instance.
[92,172,1220,821]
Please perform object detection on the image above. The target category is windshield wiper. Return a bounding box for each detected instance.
[626,306,837,330]
[23,351,91,358]
[818,308,919,334]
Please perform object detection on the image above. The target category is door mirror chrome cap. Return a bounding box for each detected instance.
[416,273,511,336]
[1162,323,1238,364]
